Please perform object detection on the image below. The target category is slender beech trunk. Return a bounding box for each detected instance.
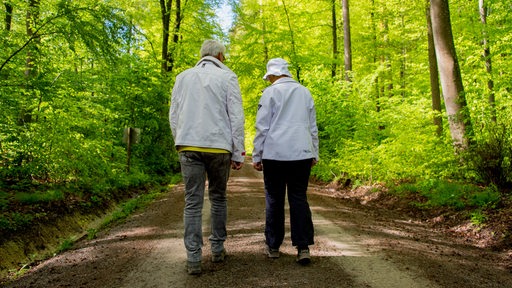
[426,1,443,136]
[281,0,301,82]
[18,0,40,126]
[371,0,384,130]
[342,0,352,82]
[258,2,269,63]
[331,0,338,78]
[370,0,379,103]
[479,0,495,122]
[430,0,471,150]
[400,14,406,97]
[4,2,13,31]
[160,0,172,74]
[0,1,7,153]
[25,0,39,79]
[168,0,182,73]
[381,18,393,97]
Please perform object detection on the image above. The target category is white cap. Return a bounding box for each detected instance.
[263,58,292,81]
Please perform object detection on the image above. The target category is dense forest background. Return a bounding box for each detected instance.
[1,0,511,236]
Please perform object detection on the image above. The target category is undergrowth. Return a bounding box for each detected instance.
[390,179,501,212]
[92,187,168,237]
[0,172,181,240]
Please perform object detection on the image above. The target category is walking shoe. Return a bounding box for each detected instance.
[266,245,280,259]
[187,261,201,275]
[296,248,311,265]
[212,249,226,263]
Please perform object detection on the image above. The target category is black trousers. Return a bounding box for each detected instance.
[262,159,315,249]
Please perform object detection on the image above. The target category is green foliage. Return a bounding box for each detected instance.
[470,210,486,226]
[0,191,8,211]
[0,213,35,233]
[463,123,512,189]
[100,189,161,229]
[230,0,512,203]
[0,0,230,244]
[230,0,462,185]
[14,190,65,204]
[314,93,459,184]
[391,180,501,210]
[468,186,501,208]
[56,238,74,254]
[86,228,98,240]
[0,0,188,196]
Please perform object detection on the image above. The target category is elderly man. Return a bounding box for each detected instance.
[170,40,245,275]
[252,58,319,265]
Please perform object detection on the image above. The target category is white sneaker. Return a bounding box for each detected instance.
[297,248,311,265]
[187,261,201,275]
[266,245,280,259]
[212,249,226,263]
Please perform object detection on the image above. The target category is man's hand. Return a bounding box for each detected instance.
[231,161,243,170]
[252,162,263,171]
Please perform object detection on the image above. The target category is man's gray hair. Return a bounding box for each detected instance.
[200,40,226,58]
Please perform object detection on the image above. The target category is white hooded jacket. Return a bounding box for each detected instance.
[169,56,245,163]
[252,77,319,163]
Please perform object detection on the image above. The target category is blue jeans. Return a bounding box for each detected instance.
[263,159,315,250]
[179,151,231,263]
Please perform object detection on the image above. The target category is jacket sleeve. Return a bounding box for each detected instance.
[252,91,272,163]
[169,78,181,140]
[309,97,320,161]
[227,74,246,163]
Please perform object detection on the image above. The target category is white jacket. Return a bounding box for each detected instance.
[169,56,245,163]
[252,77,319,162]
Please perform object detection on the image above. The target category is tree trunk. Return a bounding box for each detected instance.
[25,0,39,79]
[258,3,269,62]
[331,0,338,78]
[430,0,471,150]
[479,0,496,122]
[167,0,182,73]
[281,0,301,82]
[4,2,13,31]
[342,0,352,82]
[370,0,381,117]
[160,0,172,74]
[381,18,393,97]
[426,1,443,136]
[400,14,406,97]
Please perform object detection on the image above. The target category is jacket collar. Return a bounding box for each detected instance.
[262,77,298,93]
[272,77,297,86]
[196,56,232,72]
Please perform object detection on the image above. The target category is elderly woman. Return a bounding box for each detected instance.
[252,58,319,265]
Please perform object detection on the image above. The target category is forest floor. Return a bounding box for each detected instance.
[2,163,512,287]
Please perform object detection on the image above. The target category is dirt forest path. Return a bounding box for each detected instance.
[4,163,512,288]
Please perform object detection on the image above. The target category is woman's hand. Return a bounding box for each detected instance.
[252,162,263,171]
[231,161,243,170]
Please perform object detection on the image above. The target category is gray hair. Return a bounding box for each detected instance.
[200,40,226,58]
